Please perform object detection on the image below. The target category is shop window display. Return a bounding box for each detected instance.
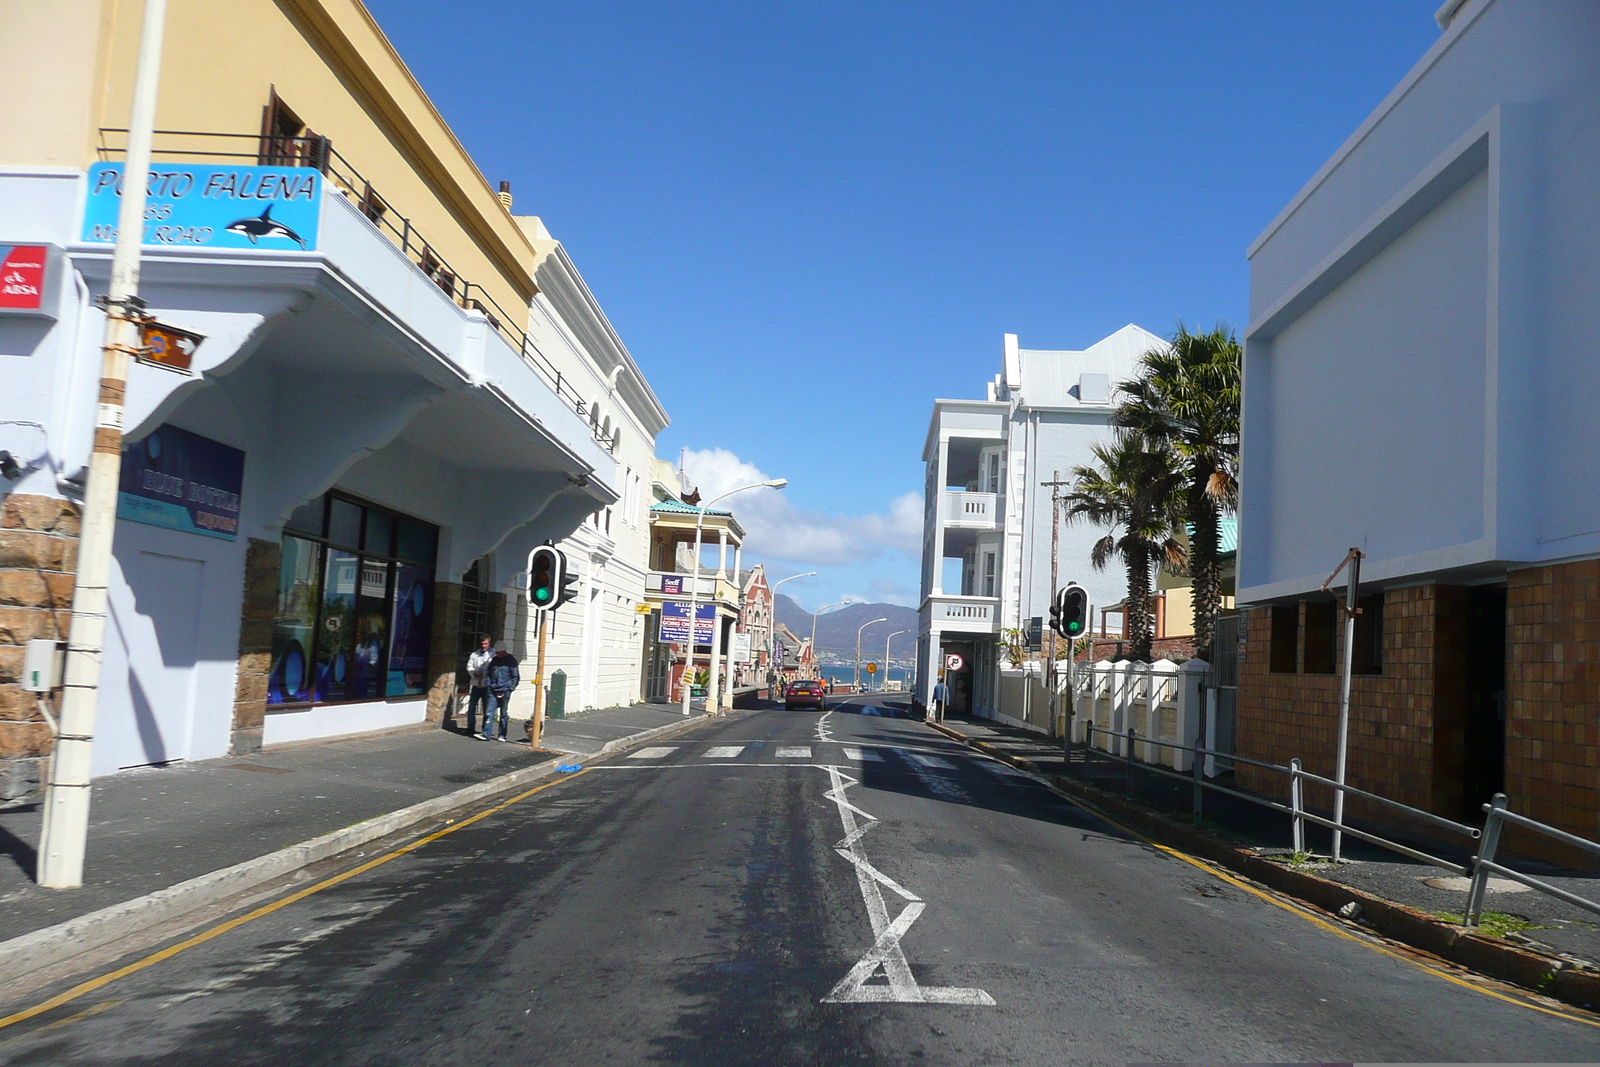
[267,493,437,707]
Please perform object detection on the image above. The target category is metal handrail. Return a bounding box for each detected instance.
[1080,722,1474,878]
[1080,718,1600,930]
[95,128,615,454]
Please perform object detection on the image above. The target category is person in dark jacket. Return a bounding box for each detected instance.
[481,645,521,742]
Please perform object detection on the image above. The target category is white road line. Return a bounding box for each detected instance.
[819,764,994,1006]
[701,746,745,759]
[776,746,812,758]
[905,752,955,769]
[628,746,678,759]
[841,746,884,762]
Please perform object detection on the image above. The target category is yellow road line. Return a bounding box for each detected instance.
[0,768,593,1033]
[1047,780,1600,1030]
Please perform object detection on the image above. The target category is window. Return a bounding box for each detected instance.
[267,493,438,706]
[985,453,1001,494]
[1353,593,1384,675]
[982,551,996,597]
[1303,601,1337,674]
[1269,604,1298,674]
[259,90,323,168]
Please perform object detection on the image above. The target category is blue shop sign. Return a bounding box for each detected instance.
[659,601,715,645]
[118,425,245,540]
[82,162,321,251]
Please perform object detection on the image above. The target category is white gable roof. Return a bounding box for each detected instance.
[1013,323,1165,409]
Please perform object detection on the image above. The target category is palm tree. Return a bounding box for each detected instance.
[1113,324,1241,662]
[1062,435,1186,662]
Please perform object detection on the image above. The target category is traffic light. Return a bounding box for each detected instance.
[1051,583,1088,639]
[555,562,580,610]
[527,545,564,611]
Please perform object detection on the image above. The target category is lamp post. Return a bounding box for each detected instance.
[679,478,787,716]
[39,0,169,889]
[881,629,908,693]
[809,600,849,687]
[768,571,815,691]
[854,617,887,693]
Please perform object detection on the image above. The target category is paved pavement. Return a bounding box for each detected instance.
[2,699,1597,1064]
[930,711,1600,966]
[0,703,698,945]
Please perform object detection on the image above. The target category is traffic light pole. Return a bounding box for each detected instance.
[530,610,547,751]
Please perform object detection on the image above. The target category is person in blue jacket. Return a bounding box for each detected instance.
[481,644,521,742]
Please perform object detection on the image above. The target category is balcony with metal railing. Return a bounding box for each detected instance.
[95,128,616,455]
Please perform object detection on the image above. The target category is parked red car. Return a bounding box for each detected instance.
[784,680,827,710]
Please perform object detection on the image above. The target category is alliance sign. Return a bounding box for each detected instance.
[82,162,322,251]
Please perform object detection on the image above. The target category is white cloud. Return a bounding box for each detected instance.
[679,448,922,567]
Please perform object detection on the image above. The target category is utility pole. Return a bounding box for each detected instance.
[1040,472,1072,737]
[38,0,169,889]
[1322,548,1364,863]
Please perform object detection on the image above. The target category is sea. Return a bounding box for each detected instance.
[819,665,912,691]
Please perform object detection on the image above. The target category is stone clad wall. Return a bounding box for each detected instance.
[0,494,79,800]
[1235,588,1450,820]
[230,538,280,756]
[1506,561,1600,865]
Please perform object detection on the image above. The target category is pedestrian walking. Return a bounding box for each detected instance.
[482,644,521,742]
[931,678,948,723]
[464,634,493,737]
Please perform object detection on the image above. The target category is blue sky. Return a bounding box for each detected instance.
[367,0,1440,610]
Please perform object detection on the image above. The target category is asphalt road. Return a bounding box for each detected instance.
[4,700,1599,1065]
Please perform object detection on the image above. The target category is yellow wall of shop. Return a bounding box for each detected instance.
[2,0,536,312]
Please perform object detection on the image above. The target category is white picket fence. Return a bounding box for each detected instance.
[1070,659,1208,772]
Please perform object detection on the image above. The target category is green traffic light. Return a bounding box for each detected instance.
[534,587,551,602]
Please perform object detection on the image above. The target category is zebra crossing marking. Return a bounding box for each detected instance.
[628,747,678,760]
[842,746,884,762]
[776,746,812,758]
[702,746,745,759]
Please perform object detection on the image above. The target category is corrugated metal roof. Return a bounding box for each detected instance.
[650,500,732,516]
[1187,516,1238,555]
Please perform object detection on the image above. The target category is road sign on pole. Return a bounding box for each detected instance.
[944,653,964,672]
[866,662,877,674]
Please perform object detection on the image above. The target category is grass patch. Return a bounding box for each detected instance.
[1433,910,1542,939]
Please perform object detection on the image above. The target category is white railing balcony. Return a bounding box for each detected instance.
[945,490,1000,529]
[923,594,1000,634]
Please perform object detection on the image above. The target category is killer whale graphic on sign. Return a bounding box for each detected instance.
[224,204,307,249]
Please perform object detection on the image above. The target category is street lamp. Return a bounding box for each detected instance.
[767,571,816,690]
[809,600,849,686]
[854,617,887,693]
[680,478,787,716]
[881,629,909,692]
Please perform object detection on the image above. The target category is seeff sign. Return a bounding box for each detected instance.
[82,162,321,251]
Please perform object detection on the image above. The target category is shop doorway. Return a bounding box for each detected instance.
[940,639,975,716]
[642,610,670,702]
[1462,585,1507,810]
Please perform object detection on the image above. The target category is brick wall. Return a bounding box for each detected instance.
[0,494,79,800]
[426,580,463,725]
[1506,561,1600,865]
[1236,586,1459,822]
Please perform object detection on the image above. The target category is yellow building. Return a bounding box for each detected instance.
[0,1,653,791]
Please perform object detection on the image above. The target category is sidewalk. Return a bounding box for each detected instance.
[0,703,706,952]
[929,714,1600,987]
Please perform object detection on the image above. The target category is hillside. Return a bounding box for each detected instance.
[774,595,918,657]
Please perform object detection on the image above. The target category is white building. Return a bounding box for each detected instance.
[1236,0,1600,841]
[502,221,669,714]
[916,326,1162,717]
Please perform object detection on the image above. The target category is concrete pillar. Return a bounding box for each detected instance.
[717,528,728,578]
[706,606,725,711]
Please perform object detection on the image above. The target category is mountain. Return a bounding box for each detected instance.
[774,595,918,658]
